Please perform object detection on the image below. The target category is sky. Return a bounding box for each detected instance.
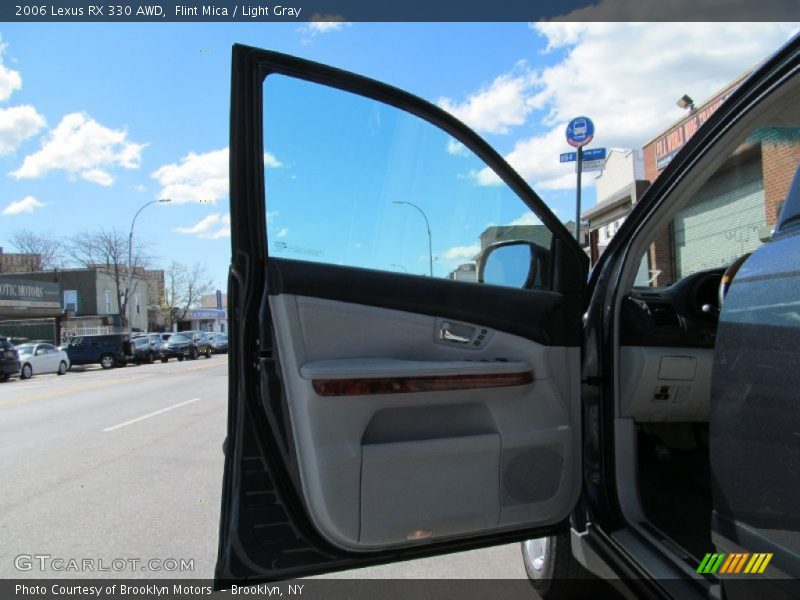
[1,22,798,284]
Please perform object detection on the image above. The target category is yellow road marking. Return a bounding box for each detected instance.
[0,360,223,409]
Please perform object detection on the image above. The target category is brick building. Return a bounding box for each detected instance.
[0,249,41,274]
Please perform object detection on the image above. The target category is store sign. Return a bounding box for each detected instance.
[0,278,60,307]
[185,308,227,320]
[653,87,739,170]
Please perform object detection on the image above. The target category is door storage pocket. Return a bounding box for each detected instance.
[360,433,501,545]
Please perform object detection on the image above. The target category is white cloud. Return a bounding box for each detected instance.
[3,195,45,215]
[174,212,230,239]
[469,23,799,191]
[300,16,351,40]
[264,151,283,168]
[438,65,535,135]
[10,112,146,185]
[152,148,283,204]
[277,228,288,238]
[528,22,798,151]
[440,243,480,261]
[0,105,45,155]
[0,39,22,102]
[446,138,470,157]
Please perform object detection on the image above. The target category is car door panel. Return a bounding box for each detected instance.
[268,285,581,550]
[217,45,588,584]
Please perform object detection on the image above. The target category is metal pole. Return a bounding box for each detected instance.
[575,145,583,242]
[393,201,433,276]
[126,199,171,336]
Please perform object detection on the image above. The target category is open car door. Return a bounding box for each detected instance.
[216,45,589,585]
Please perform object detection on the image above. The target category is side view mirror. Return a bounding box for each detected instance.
[477,240,550,289]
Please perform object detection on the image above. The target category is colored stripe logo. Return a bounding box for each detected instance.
[697,553,772,574]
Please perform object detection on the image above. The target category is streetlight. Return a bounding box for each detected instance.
[126,198,171,336]
[393,201,433,277]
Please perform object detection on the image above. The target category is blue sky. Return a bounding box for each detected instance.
[1,22,797,284]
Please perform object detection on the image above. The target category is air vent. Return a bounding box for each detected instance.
[648,303,680,327]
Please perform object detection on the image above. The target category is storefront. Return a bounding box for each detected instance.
[178,308,227,333]
[0,278,64,343]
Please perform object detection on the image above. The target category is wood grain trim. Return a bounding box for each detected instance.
[312,371,534,397]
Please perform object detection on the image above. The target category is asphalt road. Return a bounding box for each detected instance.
[0,355,527,581]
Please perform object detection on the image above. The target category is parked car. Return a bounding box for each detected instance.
[215,40,800,599]
[64,334,132,369]
[209,333,228,353]
[161,331,212,362]
[0,336,20,382]
[134,333,167,357]
[16,343,70,379]
[130,336,158,364]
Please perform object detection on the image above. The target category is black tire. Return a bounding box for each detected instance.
[100,354,115,369]
[189,347,197,360]
[205,348,212,359]
[521,534,604,599]
[161,357,168,363]
[0,372,10,382]
[177,355,185,362]
[57,361,68,375]
[147,352,155,364]
[20,363,33,380]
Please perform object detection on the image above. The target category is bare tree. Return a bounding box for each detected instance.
[7,229,64,270]
[162,261,215,330]
[65,228,151,329]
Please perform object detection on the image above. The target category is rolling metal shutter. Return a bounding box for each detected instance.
[674,157,765,278]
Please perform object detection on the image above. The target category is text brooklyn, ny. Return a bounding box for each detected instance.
[175,4,302,17]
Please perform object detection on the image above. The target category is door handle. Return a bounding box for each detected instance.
[439,320,472,344]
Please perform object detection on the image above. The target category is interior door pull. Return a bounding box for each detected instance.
[439,321,472,344]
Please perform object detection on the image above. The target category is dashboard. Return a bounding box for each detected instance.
[620,268,725,349]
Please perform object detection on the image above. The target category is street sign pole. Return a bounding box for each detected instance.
[575,145,583,241]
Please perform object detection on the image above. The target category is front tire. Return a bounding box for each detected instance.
[147,352,155,364]
[522,533,602,599]
[0,373,10,382]
[205,348,212,359]
[161,357,168,363]
[189,347,197,360]
[177,355,185,362]
[20,363,33,379]
[57,361,68,375]
[100,354,115,369]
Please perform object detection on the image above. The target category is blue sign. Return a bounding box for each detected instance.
[560,147,605,163]
[566,116,595,148]
[583,147,606,160]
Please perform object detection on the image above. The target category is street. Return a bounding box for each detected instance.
[0,355,527,581]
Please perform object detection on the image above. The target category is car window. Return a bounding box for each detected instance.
[262,75,554,289]
[634,124,800,287]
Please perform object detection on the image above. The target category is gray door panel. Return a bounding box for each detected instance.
[269,294,581,551]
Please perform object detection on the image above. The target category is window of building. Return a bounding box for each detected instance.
[105,290,112,313]
[135,293,141,315]
[63,290,78,313]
